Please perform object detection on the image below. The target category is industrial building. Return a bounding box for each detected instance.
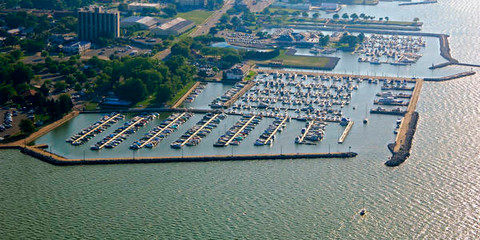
[78,5,120,41]
[127,2,161,11]
[151,18,195,36]
[121,16,159,30]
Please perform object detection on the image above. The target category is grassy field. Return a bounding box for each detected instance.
[272,50,330,68]
[177,10,214,25]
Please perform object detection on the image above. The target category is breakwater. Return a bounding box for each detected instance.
[399,0,437,6]
[171,81,201,108]
[424,71,476,82]
[20,146,357,166]
[385,112,419,167]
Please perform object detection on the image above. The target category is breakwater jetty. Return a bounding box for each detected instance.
[386,79,423,167]
[20,146,357,166]
[424,71,476,82]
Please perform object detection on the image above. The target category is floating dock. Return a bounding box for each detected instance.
[223,81,256,108]
[262,117,288,146]
[138,113,187,149]
[71,113,121,145]
[180,113,220,147]
[297,120,315,143]
[224,115,257,146]
[338,121,354,144]
[97,117,146,150]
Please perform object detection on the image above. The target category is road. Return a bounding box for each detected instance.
[244,0,275,13]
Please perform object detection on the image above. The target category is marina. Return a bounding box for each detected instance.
[214,115,262,147]
[66,113,124,145]
[295,120,326,145]
[130,112,192,150]
[171,113,226,148]
[254,116,289,146]
[91,113,158,150]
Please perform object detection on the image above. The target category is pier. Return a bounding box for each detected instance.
[338,121,354,144]
[263,117,288,145]
[223,81,256,108]
[72,113,121,145]
[138,113,187,149]
[180,113,220,147]
[97,117,146,150]
[297,120,315,143]
[224,115,256,146]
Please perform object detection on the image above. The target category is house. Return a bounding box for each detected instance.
[62,41,91,54]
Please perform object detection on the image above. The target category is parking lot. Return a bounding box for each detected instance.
[82,46,152,60]
[0,109,29,140]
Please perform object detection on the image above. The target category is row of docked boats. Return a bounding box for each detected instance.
[254,116,290,146]
[210,82,248,109]
[66,113,125,146]
[370,107,407,116]
[90,113,158,150]
[355,34,425,65]
[129,112,192,150]
[171,113,226,148]
[376,91,411,99]
[214,115,262,147]
[374,96,408,106]
[184,83,207,103]
[295,120,326,145]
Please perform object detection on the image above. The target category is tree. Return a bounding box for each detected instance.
[20,119,35,134]
[41,50,49,57]
[358,32,365,42]
[385,16,389,21]
[333,14,339,19]
[116,78,147,103]
[413,17,420,22]
[154,84,172,105]
[313,13,319,19]
[359,13,366,20]
[342,13,349,20]
[220,14,230,24]
[350,13,358,20]
[10,63,33,85]
[58,94,73,114]
[302,12,308,17]
[55,81,67,91]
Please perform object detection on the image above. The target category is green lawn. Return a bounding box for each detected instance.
[272,50,330,68]
[177,10,214,25]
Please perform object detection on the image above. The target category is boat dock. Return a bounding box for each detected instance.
[139,113,187,149]
[171,82,200,108]
[338,120,354,144]
[298,120,315,143]
[97,117,146,150]
[263,117,288,145]
[71,113,122,145]
[223,81,256,108]
[180,113,220,147]
[224,115,257,146]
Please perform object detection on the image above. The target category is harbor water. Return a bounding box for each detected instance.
[1,0,480,238]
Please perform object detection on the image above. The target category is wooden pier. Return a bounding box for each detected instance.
[223,81,256,108]
[224,115,256,146]
[297,120,315,143]
[72,113,121,145]
[180,113,220,147]
[138,113,187,149]
[263,117,288,145]
[338,121,354,144]
[98,117,145,150]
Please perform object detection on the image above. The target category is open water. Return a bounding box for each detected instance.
[1,0,480,238]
